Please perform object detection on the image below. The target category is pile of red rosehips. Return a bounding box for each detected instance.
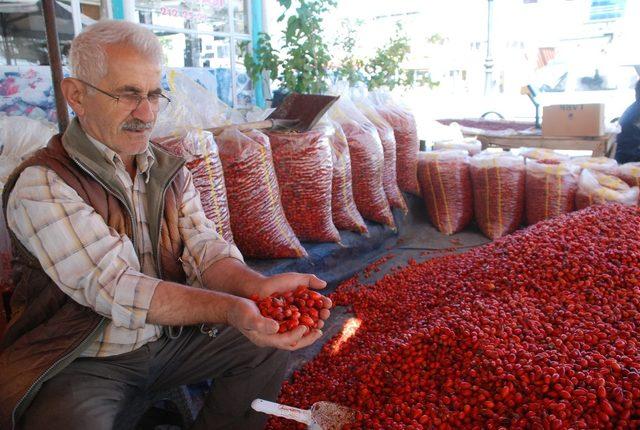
[268,204,640,429]
[253,286,325,334]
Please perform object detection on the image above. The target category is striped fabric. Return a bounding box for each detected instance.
[6,136,243,357]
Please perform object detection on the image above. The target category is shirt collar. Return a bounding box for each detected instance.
[83,131,156,182]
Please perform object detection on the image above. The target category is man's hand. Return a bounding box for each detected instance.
[252,273,332,330]
[226,296,324,351]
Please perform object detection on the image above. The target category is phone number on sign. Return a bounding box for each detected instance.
[159,7,207,22]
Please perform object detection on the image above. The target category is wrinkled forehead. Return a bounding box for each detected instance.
[100,43,162,91]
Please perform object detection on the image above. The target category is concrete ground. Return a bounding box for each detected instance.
[285,195,491,378]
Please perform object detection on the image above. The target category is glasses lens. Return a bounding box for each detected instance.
[119,94,143,111]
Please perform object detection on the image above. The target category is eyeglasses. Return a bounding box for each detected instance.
[77,79,171,113]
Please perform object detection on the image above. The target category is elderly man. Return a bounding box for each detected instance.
[0,20,330,430]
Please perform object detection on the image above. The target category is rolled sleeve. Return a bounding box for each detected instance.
[177,169,244,283]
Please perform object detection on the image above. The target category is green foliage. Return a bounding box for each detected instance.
[243,0,337,94]
[364,23,437,90]
[334,19,365,86]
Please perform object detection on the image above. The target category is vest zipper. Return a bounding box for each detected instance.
[71,158,137,251]
[11,319,106,429]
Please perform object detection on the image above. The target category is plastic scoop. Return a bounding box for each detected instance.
[251,398,356,430]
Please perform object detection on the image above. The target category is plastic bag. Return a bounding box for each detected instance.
[266,126,340,243]
[520,147,569,162]
[217,128,306,259]
[153,130,234,243]
[525,159,581,225]
[152,69,229,139]
[417,150,473,235]
[328,96,395,228]
[571,156,618,176]
[575,169,639,210]
[0,115,56,294]
[0,115,57,191]
[433,138,482,156]
[470,151,525,239]
[354,97,408,213]
[328,121,368,234]
[616,162,640,189]
[370,90,420,196]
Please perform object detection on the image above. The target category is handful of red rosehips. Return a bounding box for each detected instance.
[252,286,326,334]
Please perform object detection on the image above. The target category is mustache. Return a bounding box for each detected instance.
[122,120,154,131]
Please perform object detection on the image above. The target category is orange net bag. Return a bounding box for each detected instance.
[217,128,306,259]
[417,150,473,235]
[470,152,525,239]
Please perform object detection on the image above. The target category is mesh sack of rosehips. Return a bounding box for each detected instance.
[328,97,395,229]
[572,156,619,176]
[354,96,408,214]
[525,158,581,225]
[576,169,640,210]
[328,121,368,234]
[520,147,569,163]
[217,128,307,259]
[152,130,234,243]
[617,162,640,191]
[417,149,473,235]
[470,151,525,239]
[252,286,326,334]
[266,126,340,243]
[370,90,421,196]
[433,138,482,156]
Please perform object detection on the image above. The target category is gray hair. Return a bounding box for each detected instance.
[69,20,163,83]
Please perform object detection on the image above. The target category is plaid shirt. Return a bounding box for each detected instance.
[6,134,243,357]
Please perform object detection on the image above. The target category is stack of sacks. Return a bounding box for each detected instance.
[328,94,395,229]
[576,169,639,210]
[417,150,473,235]
[370,90,421,196]
[328,121,368,234]
[266,125,340,243]
[217,128,307,259]
[354,96,408,213]
[470,151,526,240]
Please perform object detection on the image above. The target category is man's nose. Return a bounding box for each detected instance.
[132,98,155,123]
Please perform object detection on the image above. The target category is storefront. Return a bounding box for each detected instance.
[0,0,263,121]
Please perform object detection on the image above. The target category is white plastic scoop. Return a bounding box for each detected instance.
[251,398,356,430]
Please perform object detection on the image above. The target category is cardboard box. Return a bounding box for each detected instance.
[542,104,605,137]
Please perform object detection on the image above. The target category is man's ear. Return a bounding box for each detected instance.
[60,78,86,117]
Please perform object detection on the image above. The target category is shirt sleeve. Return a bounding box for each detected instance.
[177,167,244,287]
[6,165,160,329]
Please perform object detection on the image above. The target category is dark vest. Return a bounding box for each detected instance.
[0,118,187,430]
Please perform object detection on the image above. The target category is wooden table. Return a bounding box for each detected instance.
[470,132,615,157]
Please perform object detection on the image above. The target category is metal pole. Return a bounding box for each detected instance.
[71,0,82,36]
[42,0,69,132]
[484,0,494,96]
